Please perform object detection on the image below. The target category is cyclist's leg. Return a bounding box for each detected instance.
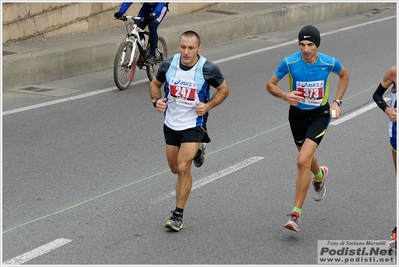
[147,22,159,57]
[137,5,150,41]
[148,6,168,56]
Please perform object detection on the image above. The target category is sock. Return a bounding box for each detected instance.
[314,168,323,181]
[292,207,302,217]
[174,207,184,217]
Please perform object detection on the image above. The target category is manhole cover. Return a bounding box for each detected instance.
[19,86,54,93]
[246,36,289,42]
[11,85,80,97]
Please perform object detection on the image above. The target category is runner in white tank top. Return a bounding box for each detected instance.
[149,31,229,231]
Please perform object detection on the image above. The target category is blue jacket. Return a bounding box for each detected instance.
[118,2,168,17]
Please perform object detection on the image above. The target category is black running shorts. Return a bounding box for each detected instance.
[288,103,331,146]
[163,124,211,146]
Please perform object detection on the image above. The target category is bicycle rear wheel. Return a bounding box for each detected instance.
[146,36,168,82]
[113,41,137,90]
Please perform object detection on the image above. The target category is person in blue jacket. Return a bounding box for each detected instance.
[114,2,168,64]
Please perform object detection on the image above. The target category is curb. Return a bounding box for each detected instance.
[2,2,390,90]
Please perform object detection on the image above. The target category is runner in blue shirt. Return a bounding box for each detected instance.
[266,25,350,232]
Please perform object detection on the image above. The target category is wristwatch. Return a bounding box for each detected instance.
[152,98,160,107]
[333,99,342,106]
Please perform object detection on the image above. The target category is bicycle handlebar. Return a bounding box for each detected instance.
[117,16,146,22]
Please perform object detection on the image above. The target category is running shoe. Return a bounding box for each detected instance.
[389,227,397,249]
[164,211,183,231]
[313,166,328,202]
[193,143,206,168]
[284,212,300,232]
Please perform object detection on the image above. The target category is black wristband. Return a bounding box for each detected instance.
[152,98,160,108]
[373,83,389,112]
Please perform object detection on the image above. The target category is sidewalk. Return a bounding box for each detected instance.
[2,2,390,90]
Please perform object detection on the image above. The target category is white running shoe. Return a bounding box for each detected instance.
[284,212,300,232]
[313,166,328,202]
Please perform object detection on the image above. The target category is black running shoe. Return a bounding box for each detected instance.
[164,211,183,231]
[193,143,206,168]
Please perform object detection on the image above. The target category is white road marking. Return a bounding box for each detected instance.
[2,79,146,116]
[3,87,116,115]
[171,156,264,195]
[331,98,391,125]
[153,156,264,203]
[213,16,395,64]
[2,238,72,265]
[2,16,395,116]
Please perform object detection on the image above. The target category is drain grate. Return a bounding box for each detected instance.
[206,9,238,15]
[246,35,288,43]
[3,51,17,56]
[19,86,55,93]
[11,85,80,97]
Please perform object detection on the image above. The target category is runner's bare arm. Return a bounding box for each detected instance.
[196,80,229,116]
[150,77,167,112]
[334,65,350,102]
[266,74,303,105]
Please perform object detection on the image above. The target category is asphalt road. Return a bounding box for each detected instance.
[2,7,397,265]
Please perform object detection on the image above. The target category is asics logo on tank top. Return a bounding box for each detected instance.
[299,81,323,87]
[173,79,194,87]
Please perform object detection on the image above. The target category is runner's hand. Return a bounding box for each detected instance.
[196,102,208,116]
[155,98,167,113]
[330,101,342,119]
[330,108,341,119]
[286,91,304,106]
[389,108,397,122]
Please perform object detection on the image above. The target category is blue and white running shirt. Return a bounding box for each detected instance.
[156,54,225,131]
[389,87,397,142]
[275,51,343,110]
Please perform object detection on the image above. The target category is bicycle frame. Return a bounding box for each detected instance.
[122,16,149,68]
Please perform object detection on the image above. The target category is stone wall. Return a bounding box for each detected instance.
[3,2,392,90]
[2,2,235,44]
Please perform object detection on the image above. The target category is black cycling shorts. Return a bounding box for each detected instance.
[163,124,211,146]
[288,104,330,146]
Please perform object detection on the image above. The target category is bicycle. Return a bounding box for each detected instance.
[113,15,168,90]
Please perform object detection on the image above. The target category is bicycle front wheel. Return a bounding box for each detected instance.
[113,41,137,90]
[146,36,168,82]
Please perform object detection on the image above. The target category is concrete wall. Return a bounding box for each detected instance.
[2,2,237,44]
[2,2,392,90]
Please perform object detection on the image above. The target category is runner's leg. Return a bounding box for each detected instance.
[294,138,319,208]
[174,142,198,209]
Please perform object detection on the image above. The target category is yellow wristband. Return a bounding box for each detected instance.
[284,93,286,101]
